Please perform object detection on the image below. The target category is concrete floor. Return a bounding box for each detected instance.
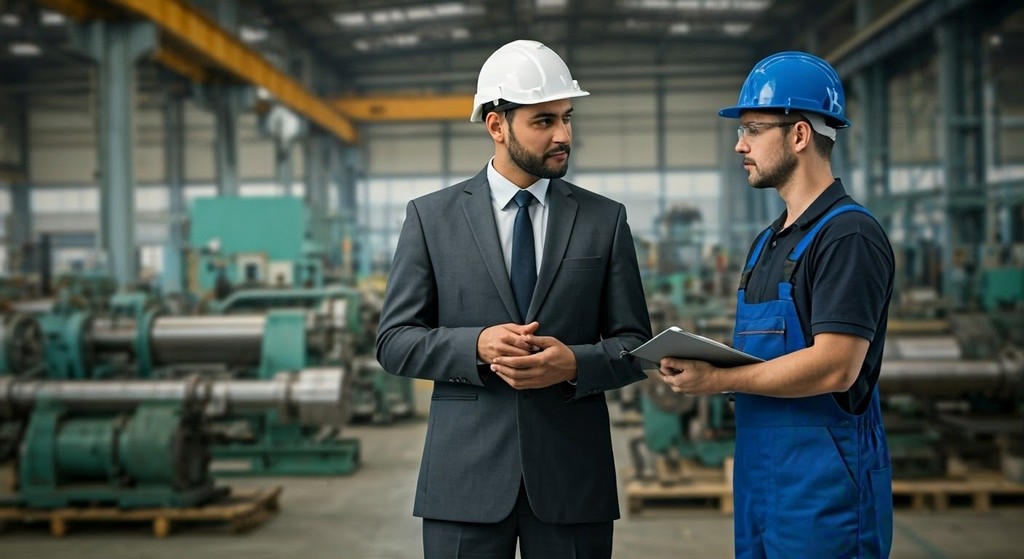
[1,385,1023,558]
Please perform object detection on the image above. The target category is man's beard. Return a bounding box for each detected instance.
[508,126,570,179]
[747,145,797,190]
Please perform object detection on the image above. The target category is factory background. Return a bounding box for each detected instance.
[0,0,1022,557]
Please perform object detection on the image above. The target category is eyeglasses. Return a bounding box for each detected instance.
[736,121,797,140]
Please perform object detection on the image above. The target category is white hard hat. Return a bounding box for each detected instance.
[470,39,589,123]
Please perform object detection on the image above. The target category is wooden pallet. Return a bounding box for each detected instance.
[625,458,734,515]
[892,472,1024,512]
[0,486,282,538]
[627,458,1024,515]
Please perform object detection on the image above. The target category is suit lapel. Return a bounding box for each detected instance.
[462,168,520,321]
[527,179,577,322]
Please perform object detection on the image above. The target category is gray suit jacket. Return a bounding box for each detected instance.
[376,167,651,524]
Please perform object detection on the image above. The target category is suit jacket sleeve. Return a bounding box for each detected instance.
[566,203,651,399]
[375,200,487,385]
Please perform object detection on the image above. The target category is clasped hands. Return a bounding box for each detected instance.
[478,322,577,389]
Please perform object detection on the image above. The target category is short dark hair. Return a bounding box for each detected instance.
[482,99,521,122]
[778,114,834,159]
[809,129,834,159]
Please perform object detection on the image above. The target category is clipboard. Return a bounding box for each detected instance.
[629,326,763,368]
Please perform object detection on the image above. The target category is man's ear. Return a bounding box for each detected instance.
[485,111,506,144]
[791,120,813,153]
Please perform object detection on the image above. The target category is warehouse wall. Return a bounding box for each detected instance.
[3,41,1024,277]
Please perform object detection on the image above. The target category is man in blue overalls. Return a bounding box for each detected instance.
[657,51,895,558]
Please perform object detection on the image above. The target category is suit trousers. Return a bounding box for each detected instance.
[422,481,613,559]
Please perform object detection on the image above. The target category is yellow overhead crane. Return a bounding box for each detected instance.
[40,0,477,138]
[332,94,475,123]
[40,0,360,144]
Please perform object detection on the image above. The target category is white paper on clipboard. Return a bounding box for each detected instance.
[629,326,763,368]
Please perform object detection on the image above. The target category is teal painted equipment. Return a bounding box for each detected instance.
[2,370,346,508]
[19,402,217,508]
[981,267,1024,311]
[189,196,326,295]
[638,381,735,472]
[34,301,361,476]
[212,286,415,424]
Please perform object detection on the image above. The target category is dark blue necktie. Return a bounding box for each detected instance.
[510,190,537,321]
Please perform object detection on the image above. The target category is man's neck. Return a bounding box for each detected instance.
[778,163,834,228]
[492,153,540,189]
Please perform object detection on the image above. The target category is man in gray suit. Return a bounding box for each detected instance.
[376,39,651,559]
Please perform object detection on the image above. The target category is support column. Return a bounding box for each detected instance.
[8,94,33,274]
[855,65,891,222]
[655,73,667,249]
[212,86,244,196]
[71,21,156,289]
[163,94,186,294]
[937,18,986,307]
[276,142,295,195]
[304,131,328,209]
[331,142,361,283]
[304,130,330,247]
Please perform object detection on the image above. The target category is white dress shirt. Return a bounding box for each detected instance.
[487,159,549,278]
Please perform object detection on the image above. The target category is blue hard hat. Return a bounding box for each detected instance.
[719,51,851,128]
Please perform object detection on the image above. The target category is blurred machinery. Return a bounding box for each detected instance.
[0,369,347,508]
[15,292,360,475]
[209,286,413,423]
[631,313,1024,482]
[188,196,327,297]
[187,196,413,424]
[645,205,727,327]
[0,311,44,377]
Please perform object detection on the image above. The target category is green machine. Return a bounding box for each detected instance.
[0,312,44,378]
[52,272,117,313]
[211,286,415,424]
[0,370,348,508]
[635,379,735,477]
[186,196,414,424]
[33,297,360,475]
[981,267,1024,311]
[632,316,1024,483]
[189,196,326,296]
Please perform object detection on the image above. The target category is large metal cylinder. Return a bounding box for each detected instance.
[879,354,1023,398]
[149,315,267,365]
[88,313,327,367]
[0,367,350,426]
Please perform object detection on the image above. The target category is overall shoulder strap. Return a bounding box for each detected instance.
[782,204,877,280]
[739,227,773,290]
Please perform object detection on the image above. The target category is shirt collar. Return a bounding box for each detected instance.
[771,179,850,232]
[487,158,550,209]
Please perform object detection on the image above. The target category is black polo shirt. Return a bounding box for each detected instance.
[741,179,894,414]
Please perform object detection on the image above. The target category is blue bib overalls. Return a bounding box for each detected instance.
[731,205,893,558]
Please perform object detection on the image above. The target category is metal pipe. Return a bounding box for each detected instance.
[149,315,266,365]
[879,357,1022,397]
[0,368,349,426]
[89,317,137,352]
[88,312,328,366]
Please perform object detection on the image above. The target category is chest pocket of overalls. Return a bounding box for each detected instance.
[734,315,787,360]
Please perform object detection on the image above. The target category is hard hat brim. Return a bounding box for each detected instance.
[471,90,590,123]
[717,105,851,128]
